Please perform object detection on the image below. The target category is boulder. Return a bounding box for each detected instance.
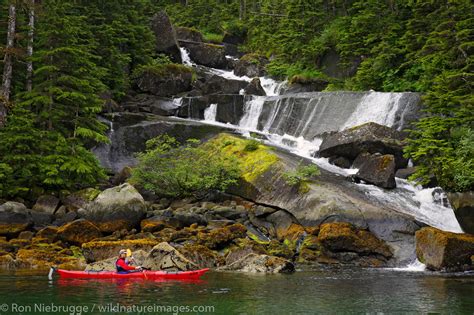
[57,219,102,245]
[416,227,474,271]
[0,202,32,236]
[15,246,85,270]
[32,195,60,214]
[197,75,247,95]
[218,253,294,273]
[222,32,245,45]
[82,183,147,233]
[175,27,204,43]
[234,54,268,77]
[30,211,54,228]
[318,222,393,259]
[244,78,266,96]
[353,153,396,189]
[143,242,198,271]
[182,43,227,69]
[319,122,408,169]
[82,239,159,263]
[447,192,474,234]
[135,64,193,97]
[36,226,59,242]
[151,11,181,63]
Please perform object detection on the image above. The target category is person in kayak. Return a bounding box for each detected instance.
[116,249,143,273]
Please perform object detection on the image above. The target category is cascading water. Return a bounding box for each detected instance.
[204,104,217,122]
[171,50,462,235]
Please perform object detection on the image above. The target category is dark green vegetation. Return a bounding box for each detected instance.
[130,135,240,198]
[157,0,474,192]
[0,0,159,199]
[0,0,472,198]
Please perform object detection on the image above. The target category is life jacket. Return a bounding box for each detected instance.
[115,258,127,272]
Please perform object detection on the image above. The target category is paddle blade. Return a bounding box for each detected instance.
[126,249,132,257]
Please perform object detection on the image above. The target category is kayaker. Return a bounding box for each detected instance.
[116,249,143,273]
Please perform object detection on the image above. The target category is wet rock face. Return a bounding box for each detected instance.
[353,153,396,189]
[144,242,198,271]
[244,78,266,96]
[284,78,329,94]
[447,192,474,234]
[120,94,181,116]
[178,95,245,124]
[151,11,182,63]
[182,42,227,69]
[319,122,408,170]
[416,227,474,272]
[219,253,295,273]
[81,183,147,233]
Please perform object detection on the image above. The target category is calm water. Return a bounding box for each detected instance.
[0,267,473,314]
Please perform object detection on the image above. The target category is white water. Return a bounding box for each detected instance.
[341,92,404,130]
[388,259,426,272]
[239,96,265,131]
[173,50,462,235]
[204,104,217,121]
[180,47,194,66]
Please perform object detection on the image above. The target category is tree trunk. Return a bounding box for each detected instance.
[0,4,16,127]
[239,0,246,20]
[26,0,35,92]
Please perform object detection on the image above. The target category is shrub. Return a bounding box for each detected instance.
[283,163,320,189]
[244,139,260,152]
[130,135,240,198]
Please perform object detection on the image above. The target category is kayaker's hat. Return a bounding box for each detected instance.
[119,249,127,255]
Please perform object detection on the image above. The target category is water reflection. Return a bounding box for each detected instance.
[0,268,472,314]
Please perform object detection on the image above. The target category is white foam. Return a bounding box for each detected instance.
[204,104,217,122]
[388,259,426,272]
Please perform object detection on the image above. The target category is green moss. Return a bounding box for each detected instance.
[203,32,224,43]
[241,53,266,64]
[247,232,270,245]
[204,134,279,183]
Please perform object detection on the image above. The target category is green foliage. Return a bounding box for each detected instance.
[202,32,224,43]
[283,163,320,187]
[130,135,240,198]
[244,139,260,152]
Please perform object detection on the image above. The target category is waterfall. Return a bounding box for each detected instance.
[238,96,265,131]
[165,51,462,234]
[204,103,217,122]
[179,47,194,66]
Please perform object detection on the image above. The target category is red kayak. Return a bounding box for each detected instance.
[55,268,209,280]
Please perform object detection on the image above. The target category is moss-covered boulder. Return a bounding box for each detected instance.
[62,188,100,212]
[318,222,393,259]
[353,153,396,189]
[135,64,193,97]
[15,244,85,270]
[175,26,204,43]
[416,227,474,271]
[182,42,227,69]
[234,53,268,77]
[57,219,102,245]
[36,226,59,243]
[180,244,223,268]
[198,223,247,250]
[82,183,147,233]
[82,239,159,263]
